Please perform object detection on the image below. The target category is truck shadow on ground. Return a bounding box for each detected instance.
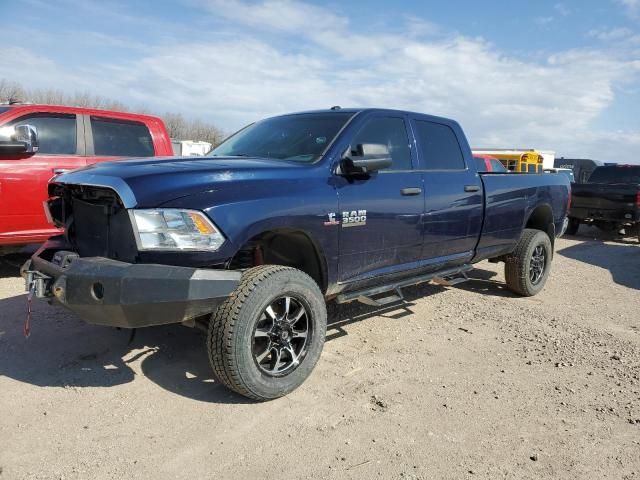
[0,294,253,404]
[558,240,640,291]
[325,282,447,342]
[325,267,507,342]
[0,267,505,404]
[566,225,639,246]
[453,269,509,298]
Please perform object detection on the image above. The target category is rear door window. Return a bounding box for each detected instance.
[91,117,154,157]
[474,157,488,172]
[413,120,465,170]
[9,114,77,154]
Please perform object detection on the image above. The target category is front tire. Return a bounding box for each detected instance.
[505,229,553,297]
[207,265,327,401]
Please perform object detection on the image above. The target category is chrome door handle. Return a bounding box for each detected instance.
[464,185,480,192]
[400,187,422,196]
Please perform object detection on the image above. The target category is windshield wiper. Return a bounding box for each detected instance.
[210,153,253,157]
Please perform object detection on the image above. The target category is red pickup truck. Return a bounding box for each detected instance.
[0,104,173,253]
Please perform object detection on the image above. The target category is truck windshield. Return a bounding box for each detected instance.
[210,112,355,163]
[588,166,640,184]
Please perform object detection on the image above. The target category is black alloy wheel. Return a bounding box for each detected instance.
[207,265,327,401]
[505,228,553,297]
[529,245,547,285]
[252,295,311,376]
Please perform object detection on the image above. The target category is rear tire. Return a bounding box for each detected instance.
[505,229,553,297]
[566,217,580,235]
[207,265,327,401]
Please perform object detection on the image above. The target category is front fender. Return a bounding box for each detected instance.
[160,174,340,287]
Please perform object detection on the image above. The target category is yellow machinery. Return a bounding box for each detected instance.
[472,150,544,173]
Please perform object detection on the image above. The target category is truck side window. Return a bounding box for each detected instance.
[414,121,465,170]
[91,117,154,157]
[10,114,76,155]
[351,117,412,170]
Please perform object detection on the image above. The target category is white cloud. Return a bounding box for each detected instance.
[198,0,348,34]
[403,15,441,37]
[534,16,554,26]
[588,26,640,47]
[618,0,640,17]
[1,0,640,162]
[589,26,634,40]
[554,3,570,16]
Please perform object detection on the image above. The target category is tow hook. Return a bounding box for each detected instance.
[22,271,52,338]
[23,270,51,298]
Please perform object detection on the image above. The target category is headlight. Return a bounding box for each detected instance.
[130,209,225,251]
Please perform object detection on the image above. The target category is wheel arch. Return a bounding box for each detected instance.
[229,228,328,294]
[525,203,555,247]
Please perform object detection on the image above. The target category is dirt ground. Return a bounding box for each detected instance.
[0,229,639,480]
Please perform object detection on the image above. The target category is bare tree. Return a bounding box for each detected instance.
[162,112,226,146]
[0,79,26,104]
[0,78,226,145]
[183,117,226,146]
[163,112,188,139]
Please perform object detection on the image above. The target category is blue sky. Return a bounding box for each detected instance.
[1,0,639,161]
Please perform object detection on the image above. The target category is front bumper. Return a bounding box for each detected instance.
[21,239,241,328]
[569,206,640,224]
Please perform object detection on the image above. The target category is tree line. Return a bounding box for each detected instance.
[0,79,226,146]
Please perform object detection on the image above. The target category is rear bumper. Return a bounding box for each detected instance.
[569,206,640,224]
[558,217,569,237]
[21,239,241,328]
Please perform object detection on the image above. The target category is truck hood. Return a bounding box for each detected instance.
[52,156,310,208]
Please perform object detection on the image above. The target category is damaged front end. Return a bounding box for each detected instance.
[22,182,240,328]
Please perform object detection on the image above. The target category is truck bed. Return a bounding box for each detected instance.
[475,172,570,261]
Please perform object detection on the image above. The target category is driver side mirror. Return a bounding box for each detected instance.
[337,143,392,176]
[0,124,39,156]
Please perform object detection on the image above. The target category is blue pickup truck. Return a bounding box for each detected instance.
[22,108,570,400]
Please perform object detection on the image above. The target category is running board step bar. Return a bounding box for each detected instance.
[432,271,469,286]
[356,288,404,307]
[336,265,473,305]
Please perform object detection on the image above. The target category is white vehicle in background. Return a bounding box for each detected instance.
[537,150,556,170]
[543,167,575,183]
[171,140,212,156]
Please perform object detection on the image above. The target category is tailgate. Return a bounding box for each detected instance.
[572,184,637,209]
